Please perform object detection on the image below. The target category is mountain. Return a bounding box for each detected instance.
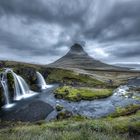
[48,43,127,70]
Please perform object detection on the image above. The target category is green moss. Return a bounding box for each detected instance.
[108,104,140,118]
[133,96,140,101]
[54,86,113,101]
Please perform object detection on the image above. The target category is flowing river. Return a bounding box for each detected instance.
[0,77,140,121]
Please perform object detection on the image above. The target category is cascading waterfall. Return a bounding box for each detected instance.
[1,80,10,105]
[0,68,36,108]
[12,73,30,100]
[0,71,15,108]
[36,71,52,89]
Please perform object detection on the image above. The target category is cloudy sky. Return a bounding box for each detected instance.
[0,0,140,64]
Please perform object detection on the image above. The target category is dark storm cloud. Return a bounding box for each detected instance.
[0,28,68,58]
[0,0,140,64]
[0,0,89,26]
[84,0,140,42]
[107,44,140,58]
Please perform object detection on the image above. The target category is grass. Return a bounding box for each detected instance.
[108,104,140,118]
[0,109,140,140]
[54,86,113,101]
[0,125,125,140]
[133,96,140,101]
[46,68,106,87]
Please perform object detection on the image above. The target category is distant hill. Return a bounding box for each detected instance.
[0,60,45,69]
[48,43,127,70]
[114,63,140,70]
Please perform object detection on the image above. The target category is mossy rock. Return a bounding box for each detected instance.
[55,104,64,112]
[7,73,15,99]
[57,110,73,120]
[54,86,113,101]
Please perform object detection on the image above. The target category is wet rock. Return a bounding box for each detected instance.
[55,104,63,111]
[30,84,41,92]
[15,67,37,86]
[0,87,5,108]
[1,100,54,122]
[57,110,73,120]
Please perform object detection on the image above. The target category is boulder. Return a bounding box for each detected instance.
[55,104,63,112]
[57,110,73,120]
[1,100,54,122]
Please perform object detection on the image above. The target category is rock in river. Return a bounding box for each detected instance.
[1,100,54,122]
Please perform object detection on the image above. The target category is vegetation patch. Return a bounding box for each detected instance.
[54,86,113,101]
[0,110,140,140]
[108,104,140,118]
[45,68,106,87]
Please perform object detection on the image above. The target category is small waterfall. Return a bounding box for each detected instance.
[12,73,30,100]
[0,71,14,108]
[1,80,10,105]
[36,71,52,89]
[0,68,36,108]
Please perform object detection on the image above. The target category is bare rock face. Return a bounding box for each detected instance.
[48,43,123,70]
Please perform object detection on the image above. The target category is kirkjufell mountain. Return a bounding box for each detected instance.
[48,43,124,70]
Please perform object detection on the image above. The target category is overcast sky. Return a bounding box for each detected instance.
[0,0,140,64]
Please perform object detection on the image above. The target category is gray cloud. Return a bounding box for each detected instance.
[0,0,140,64]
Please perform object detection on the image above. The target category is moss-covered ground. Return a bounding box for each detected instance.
[46,68,106,87]
[108,104,140,118]
[0,105,140,140]
[54,86,113,101]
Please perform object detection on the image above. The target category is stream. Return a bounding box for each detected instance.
[0,78,140,121]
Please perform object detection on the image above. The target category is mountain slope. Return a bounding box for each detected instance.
[48,43,125,70]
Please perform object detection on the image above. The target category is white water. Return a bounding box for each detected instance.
[1,80,10,105]
[114,85,129,97]
[0,68,36,108]
[0,72,15,109]
[36,71,52,89]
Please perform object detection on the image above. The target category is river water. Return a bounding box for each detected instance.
[0,78,140,121]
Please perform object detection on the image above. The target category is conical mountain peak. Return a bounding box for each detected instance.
[67,43,88,56]
[48,43,122,70]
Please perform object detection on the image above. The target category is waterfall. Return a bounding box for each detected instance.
[1,80,10,105]
[0,71,14,108]
[0,68,36,108]
[12,73,30,100]
[36,71,52,89]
